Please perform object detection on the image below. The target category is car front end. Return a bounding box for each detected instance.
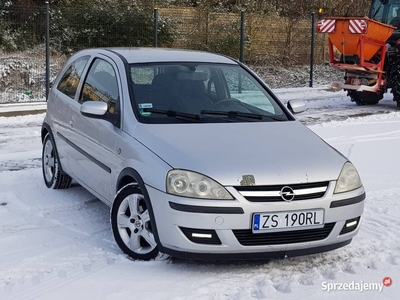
[148,180,364,259]
[134,122,365,259]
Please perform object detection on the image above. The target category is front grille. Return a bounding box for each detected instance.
[234,181,329,202]
[340,217,360,235]
[233,223,335,246]
[180,227,222,245]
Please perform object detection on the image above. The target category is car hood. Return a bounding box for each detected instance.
[133,121,346,186]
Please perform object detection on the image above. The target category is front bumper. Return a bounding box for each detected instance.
[147,182,365,259]
[163,240,352,260]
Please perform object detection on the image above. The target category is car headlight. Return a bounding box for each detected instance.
[166,170,233,200]
[334,162,362,194]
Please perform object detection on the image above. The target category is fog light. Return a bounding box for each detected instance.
[340,217,360,235]
[192,233,212,239]
[346,220,358,228]
[180,227,222,245]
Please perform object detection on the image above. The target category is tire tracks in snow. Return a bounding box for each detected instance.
[0,190,122,300]
[1,254,118,300]
[314,128,400,159]
[319,125,400,277]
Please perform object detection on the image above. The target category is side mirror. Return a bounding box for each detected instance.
[287,99,306,114]
[80,101,108,117]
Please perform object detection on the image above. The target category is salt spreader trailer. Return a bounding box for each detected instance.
[317,0,400,106]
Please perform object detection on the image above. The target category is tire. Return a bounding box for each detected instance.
[347,91,382,105]
[389,60,400,107]
[111,183,160,260]
[42,133,72,189]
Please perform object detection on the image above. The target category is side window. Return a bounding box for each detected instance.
[194,65,216,98]
[222,68,259,94]
[370,1,384,22]
[131,67,155,84]
[222,68,276,114]
[57,56,89,99]
[389,6,400,24]
[194,65,211,89]
[79,59,119,115]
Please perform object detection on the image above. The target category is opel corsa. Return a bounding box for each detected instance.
[41,48,365,260]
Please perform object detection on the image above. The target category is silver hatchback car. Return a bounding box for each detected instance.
[41,48,365,260]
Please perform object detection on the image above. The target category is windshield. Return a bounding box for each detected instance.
[129,63,291,124]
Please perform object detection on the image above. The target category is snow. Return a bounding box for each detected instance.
[1,87,400,299]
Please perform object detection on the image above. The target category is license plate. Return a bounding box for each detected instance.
[252,209,324,233]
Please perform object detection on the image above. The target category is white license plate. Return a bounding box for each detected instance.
[252,209,324,233]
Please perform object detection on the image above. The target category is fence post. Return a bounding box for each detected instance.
[154,8,158,48]
[239,11,244,62]
[309,12,315,88]
[45,1,50,100]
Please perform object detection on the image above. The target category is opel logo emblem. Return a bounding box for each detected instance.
[280,186,295,202]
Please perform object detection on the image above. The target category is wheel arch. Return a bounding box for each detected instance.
[115,167,164,251]
[41,122,51,143]
[116,168,139,192]
[41,122,67,175]
[41,122,72,189]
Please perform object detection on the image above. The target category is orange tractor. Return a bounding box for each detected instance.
[318,0,400,106]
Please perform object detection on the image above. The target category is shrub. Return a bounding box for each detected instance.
[50,7,174,54]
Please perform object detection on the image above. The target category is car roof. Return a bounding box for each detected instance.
[102,48,238,65]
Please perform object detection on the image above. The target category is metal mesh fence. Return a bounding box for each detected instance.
[244,15,323,65]
[48,6,166,100]
[0,5,46,103]
[159,8,327,66]
[0,4,329,104]
[158,7,243,59]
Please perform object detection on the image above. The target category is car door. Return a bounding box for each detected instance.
[50,56,90,175]
[67,56,122,202]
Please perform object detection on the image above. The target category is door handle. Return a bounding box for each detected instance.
[69,116,75,128]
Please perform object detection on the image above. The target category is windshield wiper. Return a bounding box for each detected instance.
[143,108,200,121]
[201,110,262,120]
[201,110,283,121]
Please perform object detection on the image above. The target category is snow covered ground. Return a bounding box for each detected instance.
[0,87,400,300]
